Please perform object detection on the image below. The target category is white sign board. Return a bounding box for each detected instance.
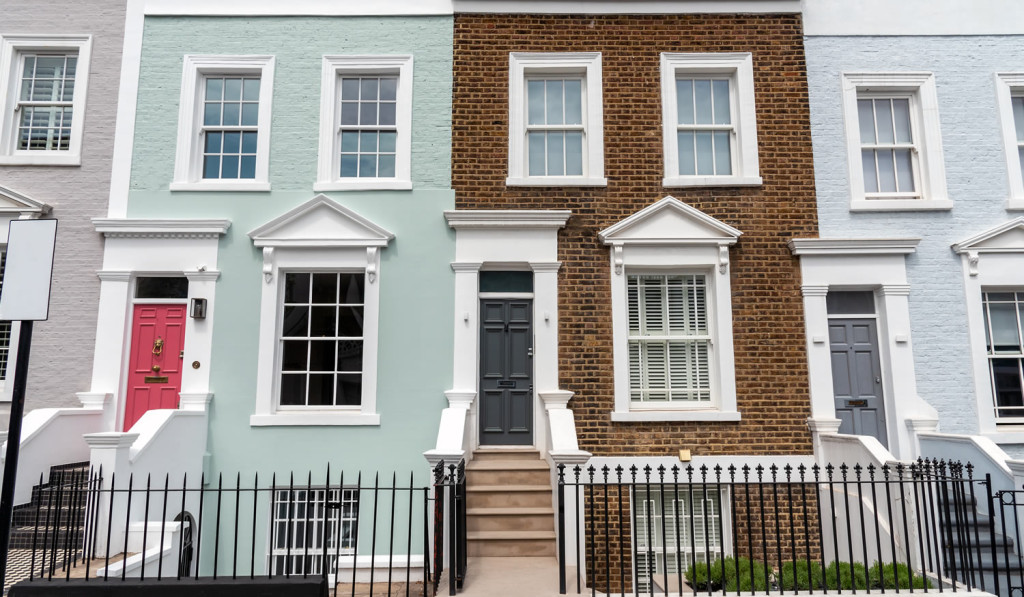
[0,219,57,321]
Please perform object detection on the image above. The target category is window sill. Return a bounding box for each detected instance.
[1007,197,1024,211]
[313,179,413,192]
[0,153,81,166]
[506,176,608,187]
[611,410,741,423]
[250,412,380,426]
[983,428,1024,444]
[170,181,271,192]
[662,175,762,188]
[850,198,953,212]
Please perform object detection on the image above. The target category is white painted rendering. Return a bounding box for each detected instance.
[249,195,393,426]
[315,55,414,191]
[660,53,761,188]
[169,55,275,192]
[599,197,741,422]
[506,53,606,187]
[431,210,589,465]
[790,238,939,461]
[953,218,1024,442]
[803,0,1024,36]
[840,73,950,212]
[0,34,92,166]
[88,218,228,433]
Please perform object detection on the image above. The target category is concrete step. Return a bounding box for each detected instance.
[467,507,554,532]
[466,464,550,486]
[472,449,542,463]
[467,531,557,557]
[466,485,551,509]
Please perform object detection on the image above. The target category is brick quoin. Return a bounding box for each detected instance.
[452,13,819,457]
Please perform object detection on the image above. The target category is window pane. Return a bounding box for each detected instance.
[204,103,221,126]
[676,79,694,125]
[336,375,362,406]
[307,375,334,406]
[222,102,241,126]
[338,341,363,372]
[894,149,914,192]
[378,155,395,178]
[379,77,397,101]
[528,132,546,175]
[694,80,712,124]
[280,375,306,405]
[282,306,308,337]
[989,303,1021,352]
[310,307,336,337]
[224,78,242,100]
[309,341,335,371]
[527,80,545,125]
[242,78,260,101]
[135,277,189,299]
[203,155,220,178]
[241,103,259,126]
[223,131,241,153]
[992,359,1023,418]
[379,132,397,153]
[892,98,912,143]
[241,131,258,154]
[204,131,222,153]
[876,149,897,192]
[545,80,564,126]
[695,132,713,175]
[240,156,256,178]
[875,100,895,144]
[678,131,695,176]
[359,154,377,177]
[205,78,223,101]
[359,101,377,125]
[564,79,582,125]
[546,132,564,176]
[341,131,359,153]
[565,132,583,176]
[341,78,360,100]
[312,273,338,303]
[360,78,378,100]
[858,99,876,144]
[713,131,731,176]
[338,307,365,336]
[221,155,239,179]
[340,273,364,303]
[379,102,396,126]
[1012,97,1024,142]
[282,341,308,371]
[712,80,730,125]
[340,155,358,177]
[284,273,311,303]
[862,149,878,192]
[360,132,378,153]
[340,102,358,126]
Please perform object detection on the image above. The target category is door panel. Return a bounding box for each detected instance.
[479,299,533,445]
[124,304,187,431]
[829,318,888,448]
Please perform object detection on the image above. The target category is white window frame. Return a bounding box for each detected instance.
[601,198,740,422]
[841,73,950,211]
[250,196,392,427]
[0,34,91,166]
[170,55,275,192]
[507,52,606,187]
[269,486,358,577]
[660,53,761,188]
[315,55,413,192]
[996,73,1024,210]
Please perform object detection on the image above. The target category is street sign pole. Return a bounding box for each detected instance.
[0,320,32,589]
[0,219,58,590]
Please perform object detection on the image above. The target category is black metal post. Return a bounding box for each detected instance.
[0,320,34,589]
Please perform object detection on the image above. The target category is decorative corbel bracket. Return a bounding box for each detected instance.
[262,247,274,283]
[718,246,730,274]
[367,247,379,283]
[967,251,979,277]
[613,245,624,275]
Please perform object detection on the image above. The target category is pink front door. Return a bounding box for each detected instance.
[124,304,186,431]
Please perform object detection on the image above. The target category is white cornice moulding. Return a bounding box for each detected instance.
[598,196,742,245]
[455,0,800,14]
[444,210,572,229]
[803,0,1024,36]
[249,194,394,248]
[140,0,452,16]
[788,238,921,256]
[92,218,231,238]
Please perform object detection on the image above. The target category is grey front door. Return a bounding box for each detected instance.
[479,299,533,445]
[829,318,888,448]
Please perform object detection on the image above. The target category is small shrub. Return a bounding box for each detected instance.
[779,560,825,590]
[869,562,931,589]
[685,557,769,592]
[824,561,868,590]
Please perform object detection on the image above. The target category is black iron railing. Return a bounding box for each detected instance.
[557,459,1020,597]
[8,461,469,597]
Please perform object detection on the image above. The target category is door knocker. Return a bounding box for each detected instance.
[152,337,164,356]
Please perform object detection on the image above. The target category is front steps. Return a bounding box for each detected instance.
[466,450,555,557]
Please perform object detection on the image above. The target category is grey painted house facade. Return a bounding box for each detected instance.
[0,0,127,423]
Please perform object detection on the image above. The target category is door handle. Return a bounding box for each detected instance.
[875,377,881,383]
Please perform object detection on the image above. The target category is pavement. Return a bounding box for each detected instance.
[437,557,577,597]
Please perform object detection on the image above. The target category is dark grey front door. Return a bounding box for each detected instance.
[479,299,533,445]
[829,318,888,448]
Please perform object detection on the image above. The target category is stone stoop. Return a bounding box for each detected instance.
[466,449,556,557]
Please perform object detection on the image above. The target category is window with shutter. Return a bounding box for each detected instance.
[627,274,712,404]
[634,488,724,593]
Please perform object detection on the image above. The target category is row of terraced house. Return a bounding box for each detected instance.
[2,0,1024,594]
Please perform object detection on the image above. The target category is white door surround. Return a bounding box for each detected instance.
[789,238,937,460]
[425,210,589,466]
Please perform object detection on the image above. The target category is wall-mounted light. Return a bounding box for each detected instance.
[190,298,208,319]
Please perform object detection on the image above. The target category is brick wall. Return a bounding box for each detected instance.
[452,14,818,456]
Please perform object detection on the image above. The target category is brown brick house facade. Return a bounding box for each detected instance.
[451,13,819,458]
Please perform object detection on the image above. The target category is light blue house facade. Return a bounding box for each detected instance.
[798,0,1024,462]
